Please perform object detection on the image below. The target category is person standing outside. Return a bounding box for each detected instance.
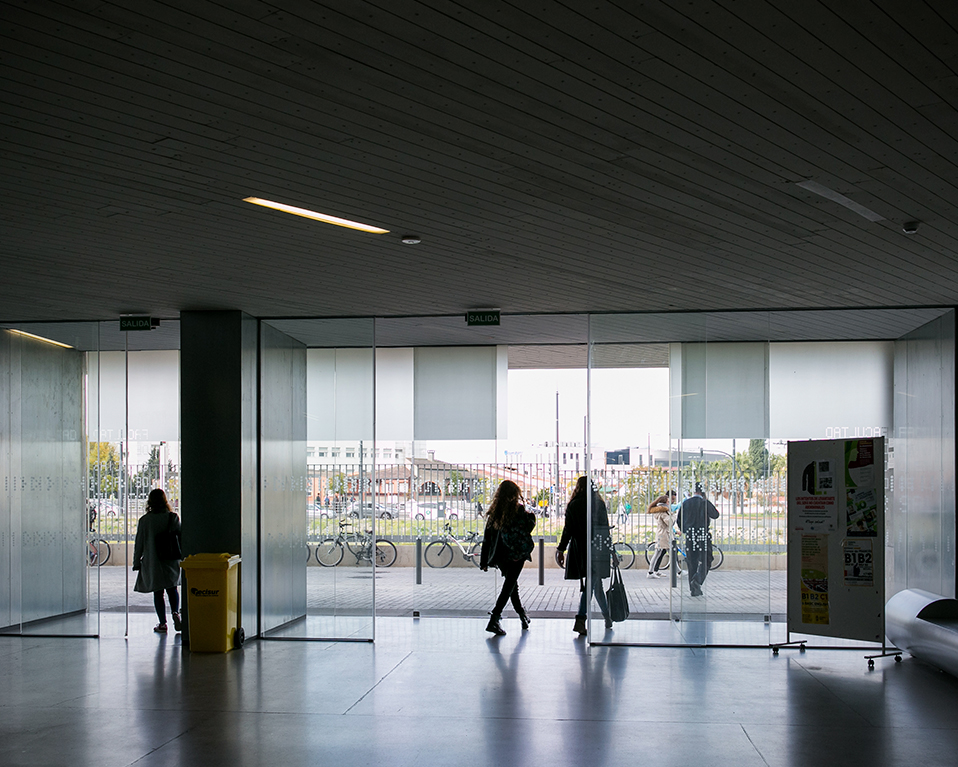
[556,476,614,636]
[479,480,536,636]
[647,489,676,578]
[132,488,182,633]
[676,483,720,596]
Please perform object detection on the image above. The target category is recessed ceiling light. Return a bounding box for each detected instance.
[401,235,422,245]
[243,197,389,234]
[6,329,73,348]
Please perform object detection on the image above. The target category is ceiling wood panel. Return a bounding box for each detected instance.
[2,0,957,322]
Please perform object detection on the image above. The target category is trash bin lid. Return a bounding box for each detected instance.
[180,553,241,570]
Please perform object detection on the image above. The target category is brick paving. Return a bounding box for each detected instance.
[95,564,786,619]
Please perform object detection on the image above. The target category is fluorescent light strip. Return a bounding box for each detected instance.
[795,180,885,222]
[243,197,389,234]
[7,329,73,348]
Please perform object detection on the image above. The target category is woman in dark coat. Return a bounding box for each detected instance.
[132,488,182,633]
[479,480,536,636]
[556,476,613,636]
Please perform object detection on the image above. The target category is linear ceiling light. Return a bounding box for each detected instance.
[795,180,885,222]
[243,197,389,233]
[7,329,73,348]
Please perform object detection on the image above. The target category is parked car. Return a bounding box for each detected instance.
[346,501,398,519]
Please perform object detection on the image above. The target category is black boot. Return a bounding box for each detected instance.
[486,613,506,636]
[517,609,531,630]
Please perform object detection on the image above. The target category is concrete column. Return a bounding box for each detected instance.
[180,310,258,636]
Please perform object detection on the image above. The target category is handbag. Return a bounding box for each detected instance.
[606,559,630,622]
[156,512,182,560]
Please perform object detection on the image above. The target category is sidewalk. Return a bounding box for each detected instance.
[92,565,786,619]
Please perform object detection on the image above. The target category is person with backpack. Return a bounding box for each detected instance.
[479,480,536,636]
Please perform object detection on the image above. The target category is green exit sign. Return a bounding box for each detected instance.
[466,310,500,326]
[119,316,154,332]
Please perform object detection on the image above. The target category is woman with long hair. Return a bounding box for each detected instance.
[556,476,613,636]
[479,479,537,636]
[132,488,182,633]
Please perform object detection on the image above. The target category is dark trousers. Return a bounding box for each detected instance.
[649,548,667,573]
[153,588,179,623]
[686,548,708,594]
[492,559,526,617]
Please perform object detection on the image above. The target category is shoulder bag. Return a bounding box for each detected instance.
[606,558,630,622]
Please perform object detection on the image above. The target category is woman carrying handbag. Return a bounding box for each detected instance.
[132,488,183,633]
[556,476,614,636]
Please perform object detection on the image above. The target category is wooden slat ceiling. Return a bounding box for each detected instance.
[2,0,958,326]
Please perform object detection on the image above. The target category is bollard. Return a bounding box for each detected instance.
[415,537,422,585]
[670,539,678,588]
[538,537,545,585]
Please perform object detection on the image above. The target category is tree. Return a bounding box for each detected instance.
[747,439,771,479]
[88,442,120,498]
[131,445,161,497]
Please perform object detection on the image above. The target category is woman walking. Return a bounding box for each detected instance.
[647,490,676,578]
[479,480,536,636]
[556,476,613,636]
[132,488,182,633]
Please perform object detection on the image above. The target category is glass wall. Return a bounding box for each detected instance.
[260,319,376,640]
[586,311,899,646]
[0,320,181,638]
[0,323,96,636]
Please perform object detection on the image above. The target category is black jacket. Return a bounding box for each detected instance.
[557,491,612,580]
[479,506,536,570]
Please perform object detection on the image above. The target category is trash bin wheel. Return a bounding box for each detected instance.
[234,627,245,649]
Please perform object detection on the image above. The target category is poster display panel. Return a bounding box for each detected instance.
[787,438,885,642]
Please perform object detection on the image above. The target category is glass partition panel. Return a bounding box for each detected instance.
[1,322,99,636]
[265,319,375,640]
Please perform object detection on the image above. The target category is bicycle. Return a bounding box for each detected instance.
[88,534,111,566]
[644,536,724,572]
[423,523,483,568]
[315,522,397,567]
[554,535,636,570]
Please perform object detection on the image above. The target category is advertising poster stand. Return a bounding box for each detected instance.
[774,437,901,666]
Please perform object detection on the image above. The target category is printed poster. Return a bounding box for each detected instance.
[843,540,874,586]
[800,534,830,624]
[845,439,876,489]
[846,487,879,537]
[844,439,878,537]
[795,458,838,531]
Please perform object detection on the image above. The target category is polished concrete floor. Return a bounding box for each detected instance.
[2,617,958,767]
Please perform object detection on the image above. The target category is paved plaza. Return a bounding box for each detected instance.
[93,563,786,620]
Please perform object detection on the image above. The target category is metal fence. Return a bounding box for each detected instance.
[307,462,787,551]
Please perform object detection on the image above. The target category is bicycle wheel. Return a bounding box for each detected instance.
[375,539,397,567]
[644,541,670,571]
[613,541,635,570]
[468,541,483,567]
[93,539,110,567]
[315,539,344,567]
[424,540,453,568]
[709,545,724,571]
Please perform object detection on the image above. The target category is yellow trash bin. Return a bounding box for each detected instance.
[180,553,243,652]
